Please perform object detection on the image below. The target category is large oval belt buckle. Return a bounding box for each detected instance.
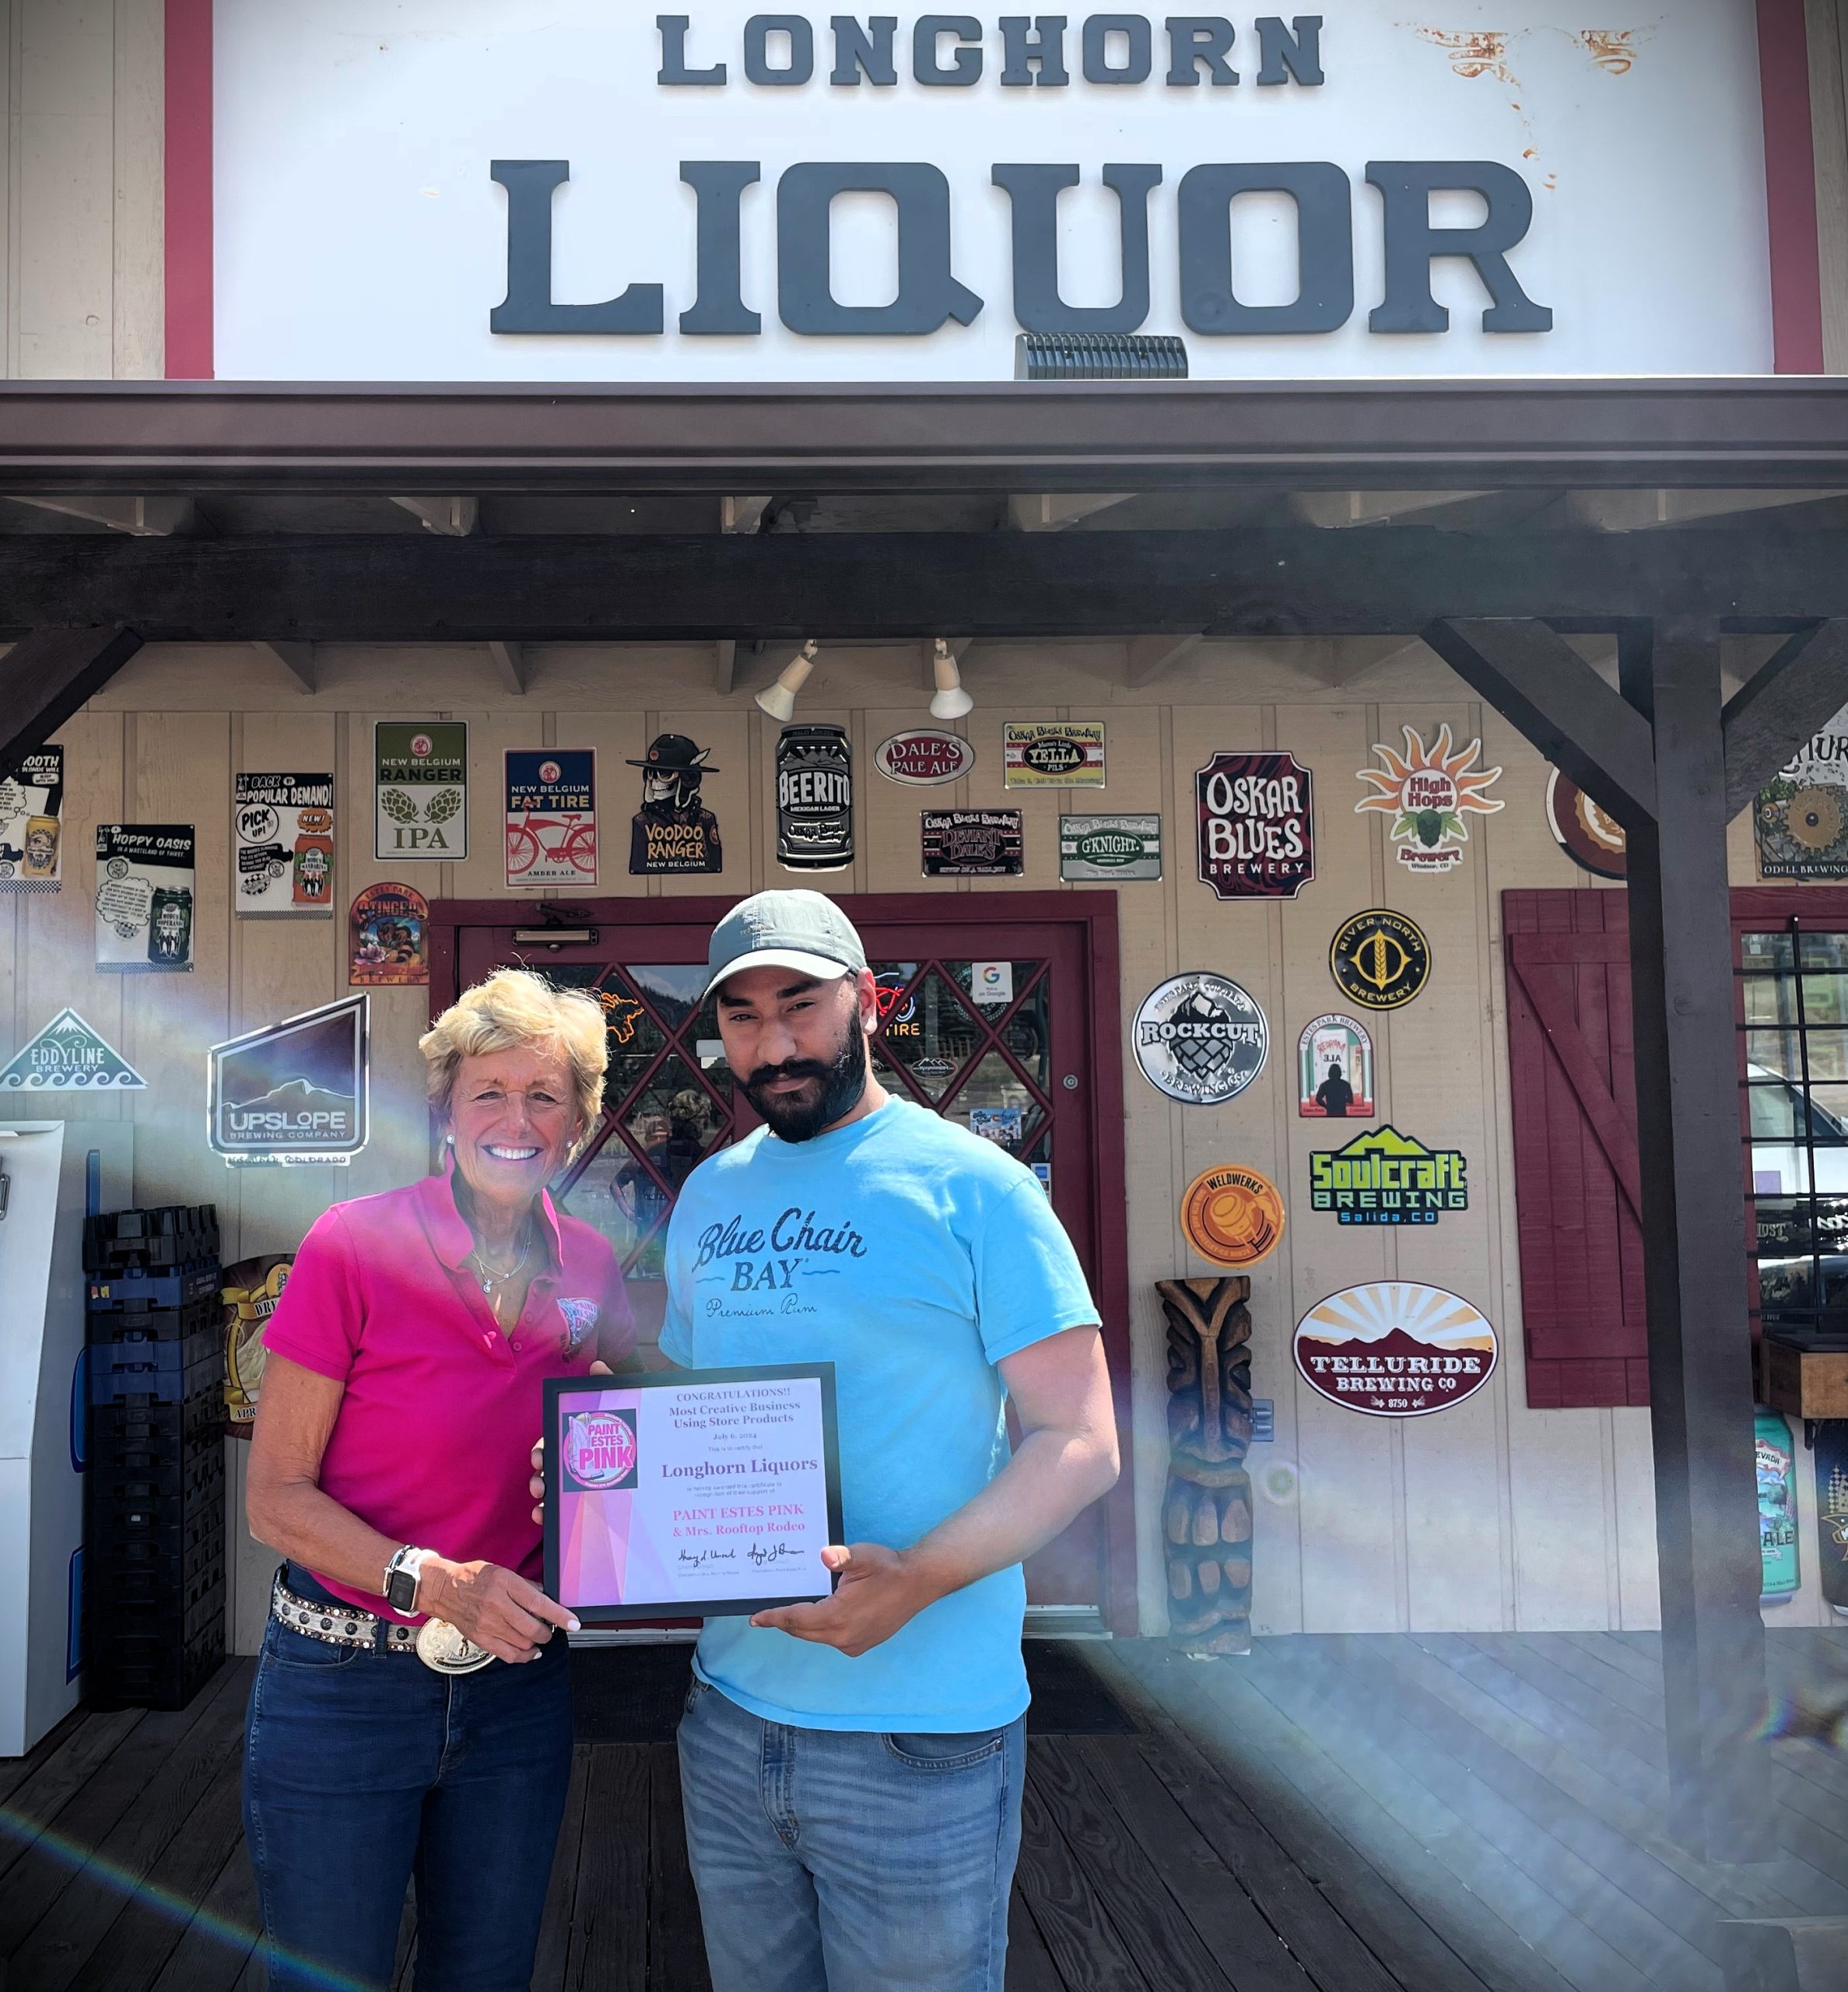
[415,1618,495,1675]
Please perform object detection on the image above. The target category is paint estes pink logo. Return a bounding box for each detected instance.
[563,1410,636,1488]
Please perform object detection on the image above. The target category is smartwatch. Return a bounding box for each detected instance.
[384,1545,433,1615]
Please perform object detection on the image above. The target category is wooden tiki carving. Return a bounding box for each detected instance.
[1158,1276,1254,1655]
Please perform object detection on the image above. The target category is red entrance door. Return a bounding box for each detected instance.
[442,893,1133,1630]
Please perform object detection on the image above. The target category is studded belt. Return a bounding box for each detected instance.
[270,1572,421,1653]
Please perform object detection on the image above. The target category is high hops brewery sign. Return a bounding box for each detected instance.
[201,3,1776,382]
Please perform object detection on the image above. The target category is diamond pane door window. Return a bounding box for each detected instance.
[454,905,1120,1621]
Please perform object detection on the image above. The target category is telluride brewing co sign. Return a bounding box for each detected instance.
[207,2,1776,381]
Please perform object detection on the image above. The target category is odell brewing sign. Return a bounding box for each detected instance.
[1197,752,1314,900]
[776,724,854,872]
[208,994,369,1166]
[874,730,975,786]
[1294,1282,1498,1419]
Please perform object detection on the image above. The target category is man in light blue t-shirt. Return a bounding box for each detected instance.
[661,889,1118,1992]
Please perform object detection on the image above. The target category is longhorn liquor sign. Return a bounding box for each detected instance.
[202,4,1776,383]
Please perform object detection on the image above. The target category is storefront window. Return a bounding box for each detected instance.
[1741,927,1848,1336]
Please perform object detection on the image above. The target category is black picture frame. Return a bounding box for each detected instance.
[542,1363,843,1624]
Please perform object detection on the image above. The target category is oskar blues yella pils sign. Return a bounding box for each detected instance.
[1309,1125,1467,1225]
[1294,1282,1498,1419]
[1005,724,1105,789]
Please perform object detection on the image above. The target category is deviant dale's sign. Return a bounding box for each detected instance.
[208,3,1775,381]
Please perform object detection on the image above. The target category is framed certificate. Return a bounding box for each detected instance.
[543,1365,843,1623]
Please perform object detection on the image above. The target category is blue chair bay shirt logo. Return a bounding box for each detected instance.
[660,1097,1098,1732]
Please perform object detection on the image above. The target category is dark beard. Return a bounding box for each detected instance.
[742,1022,868,1142]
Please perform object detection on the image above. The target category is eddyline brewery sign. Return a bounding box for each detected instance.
[206,3,1776,381]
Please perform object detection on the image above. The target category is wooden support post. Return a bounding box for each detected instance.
[0,626,144,784]
[1618,623,1774,1864]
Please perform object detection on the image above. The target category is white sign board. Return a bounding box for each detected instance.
[207,2,1776,381]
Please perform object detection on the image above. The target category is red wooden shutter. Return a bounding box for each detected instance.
[1503,890,1650,1408]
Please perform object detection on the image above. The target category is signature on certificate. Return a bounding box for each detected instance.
[678,1547,740,1569]
[749,1540,805,1568]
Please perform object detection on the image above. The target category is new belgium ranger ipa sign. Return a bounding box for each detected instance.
[375,723,468,861]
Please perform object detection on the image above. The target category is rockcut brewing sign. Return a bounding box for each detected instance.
[209,3,1775,381]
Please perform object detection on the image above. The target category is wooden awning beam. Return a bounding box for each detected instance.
[1720,620,1848,818]
[0,626,144,783]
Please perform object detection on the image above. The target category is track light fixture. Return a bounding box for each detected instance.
[754,640,819,723]
[928,639,973,720]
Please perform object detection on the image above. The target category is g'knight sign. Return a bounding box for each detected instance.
[201,2,1778,381]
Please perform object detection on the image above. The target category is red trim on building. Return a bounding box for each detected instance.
[164,0,214,380]
[1757,0,1825,375]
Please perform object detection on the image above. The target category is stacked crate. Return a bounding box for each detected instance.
[85,1205,226,1710]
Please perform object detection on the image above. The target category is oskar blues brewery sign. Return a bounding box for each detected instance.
[208,3,1776,381]
[1197,752,1313,900]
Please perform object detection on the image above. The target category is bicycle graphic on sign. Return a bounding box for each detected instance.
[505,813,597,882]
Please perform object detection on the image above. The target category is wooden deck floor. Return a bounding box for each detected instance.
[0,1632,1843,1991]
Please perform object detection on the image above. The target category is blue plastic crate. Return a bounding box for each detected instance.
[87,1262,219,1312]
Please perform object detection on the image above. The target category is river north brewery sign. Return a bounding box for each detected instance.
[205,5,1776,384]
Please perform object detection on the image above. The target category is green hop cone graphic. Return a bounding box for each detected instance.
[424,787,462,825]
[379,788,417,825]
[1415,809,1444,848]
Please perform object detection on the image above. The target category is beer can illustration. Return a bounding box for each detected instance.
[22,815,58,879]
[776,724,854,872]
[147,886,193,966]
[1757,1408,1799,1601]
[1818,1416,1848,1618]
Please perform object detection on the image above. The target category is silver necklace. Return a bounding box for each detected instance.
[466,1230,532,1299]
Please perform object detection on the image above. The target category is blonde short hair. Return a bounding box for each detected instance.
[419,968,607,1155]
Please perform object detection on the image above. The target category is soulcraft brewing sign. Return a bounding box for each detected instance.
[205,3,1777,381]
[1294,1282,1499,1419]
[1196,752,1314,900]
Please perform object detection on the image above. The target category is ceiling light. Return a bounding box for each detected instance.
[755,640,819,722]
[929,639,973,720]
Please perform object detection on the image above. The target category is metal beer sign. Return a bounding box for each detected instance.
[776,724,854,872]
[1308,1126,1468,1226]
[874,730,975,786]
[1060,813,1161,882]
[1196,752,1314,900]
[1294,1283,1499,1419]
[375,722,468,861]
[208,995,370,1167]
[1004,723,1105,789]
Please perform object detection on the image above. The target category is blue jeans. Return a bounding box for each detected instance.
[242,1570,573,1992]
[677,1676,1026,1992]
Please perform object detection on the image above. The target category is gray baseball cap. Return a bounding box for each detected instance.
[703,889,868,1000]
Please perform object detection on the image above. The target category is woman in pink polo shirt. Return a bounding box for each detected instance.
[242,968,634,1992]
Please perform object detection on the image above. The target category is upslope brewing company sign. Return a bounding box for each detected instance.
[208,996,370,1166]
[1196,752,1314,900]
[1293,1282,1499,1419]
[209,5,1779,381]
[1308,1126,1468,1225]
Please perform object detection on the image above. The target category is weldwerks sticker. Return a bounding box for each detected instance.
[1298,1015,1374,1118]
[507,750,598,887]
[1004,722,1105,789]
[1355,725,1503,875]
[95,825,195,973]
[1196,752,1313,900]
[375,722,468,861]
[921,809,1023,878]
[874,730,975,786]
[0,1010,145,1092]
[1545,770,1627,880]
[0,748,62,893]
[208,995,369,1167]
[1329,910,1430,1012]
[1060,813,1161,882]
[1180,1165,1285,1268]
[1132,973,1268,1106]
[1309,1126,1468,1226]
[1294,1283,1498,1419]
[234,773,335,916]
